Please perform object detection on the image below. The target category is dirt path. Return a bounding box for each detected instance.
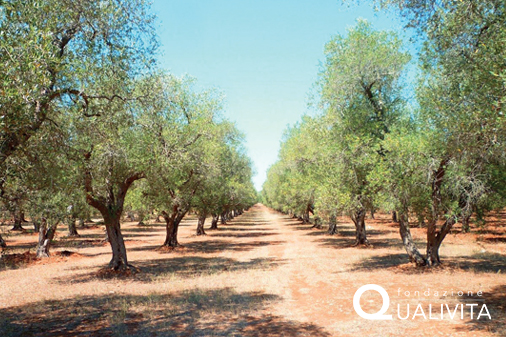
[1,204,505,336]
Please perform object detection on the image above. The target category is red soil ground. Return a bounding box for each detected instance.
[0,204,505,336]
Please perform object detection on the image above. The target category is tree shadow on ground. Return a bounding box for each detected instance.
[302,230,330,237]
[0,287,331,336]
[127,239,284,255]
[314,236,401,250]
[0,242,36,251]
[480,237,506,244]
[121,227,165,234]
[54,256,285,284]
[224,221,269,227]
[184,240,285,254]
[345,253,409,272]
[454,284,506,336]
[210,227,274,232]
[54,239,107,249]
[347,251,506,274]
[447,252,506,273]
[209,232,278,238]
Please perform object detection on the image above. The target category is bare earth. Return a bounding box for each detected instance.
[0,204,505,336]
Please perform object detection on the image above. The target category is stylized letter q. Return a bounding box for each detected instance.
[353,284,392,320]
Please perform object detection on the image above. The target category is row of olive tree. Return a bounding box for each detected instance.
[262,0,506,267]
[0,0,257,270]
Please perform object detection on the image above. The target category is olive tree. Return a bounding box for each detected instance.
[141,74,220,248]
[315,20,410,245]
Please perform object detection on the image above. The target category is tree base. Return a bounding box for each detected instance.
[98,264,139,277]
[156,243,185,252]
[351,240,372,248]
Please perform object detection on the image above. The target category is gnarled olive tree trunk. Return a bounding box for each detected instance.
[425,157,455,266]
[398,157,456,267]
[351,208,369,246]
[0,233,6,248]
[84,155,144,270]
[220,210,228,224]
[67,215,79,237]
[196,213,206,236]
[328,215,338,235]
[398,212,426,266]
[162,206,187,247]
[36,218,57,258]
[426,215,456,266]
[11,208,24,231]
[302,211,310,224]
[209,214,219,230]
[102,212,129,269]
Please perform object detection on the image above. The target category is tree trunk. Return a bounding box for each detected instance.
[0,233,6,248]
[311,216,322,229]
[11,209,24,231]
[83,154,144,271]
[392,211,398,223]
[417,213,425,228]
[426,216,456,266]
[398,212,426,266]
[352,208,369,246]
[171,213,185,245]
[210,214,219,230]
[104,214,129,270]
[302,208,310,224]
[196,214,206,236]
[78,218,86,228]
[370,208,375,219]
[426,157,451,266]
[220,211,227,224]
[163,213,176,247]
[162,208,186,247]
[328,216,338,235]
[36,218,57,258]
[67,215,79,237]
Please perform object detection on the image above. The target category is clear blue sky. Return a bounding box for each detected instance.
[150,0,406,190]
